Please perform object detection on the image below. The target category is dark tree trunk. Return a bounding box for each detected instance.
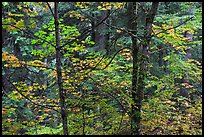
[179,30,193,98]
[127,2,139,135]
[2,74,12,94]
[184,30,193,60]
[94,10,109,52]
[137,2,158,135]
[129,2,159,135]
[13,42,29,82]
[54,2,68,135]
[158,44,164,67]
[164,49,169,73]
[91,13,95,42]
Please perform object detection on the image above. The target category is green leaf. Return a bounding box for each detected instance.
[163,55,170,61]
[31,39,38,44]
[16,19,25,29]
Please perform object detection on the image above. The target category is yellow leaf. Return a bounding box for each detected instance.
[98,6,102,9]
[2,108,7,114]
[16,19,25,28]
[17,5,22,9]
[8,12,12,16]
[7,18,12,21]
[38,67,46,71]
[44,109,50,112]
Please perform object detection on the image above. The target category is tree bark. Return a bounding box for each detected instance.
[127,2,139,135]
[129,2,159,135]
[158,45,164,67]
[179,30,193,98]
[54,2,68,135]
[94,10,109,52]
[137,2,159,134]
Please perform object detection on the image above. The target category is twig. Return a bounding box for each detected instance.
[153,16,194,36]
[84,54,106,75]
[75,5,137,39]
[46,2,55,20]
[116,113,124,134]
[86,75,131,116]
[2,23,55,47]
[4,76,60,112]
[149,46,171,54]
[101,47,132,70]
[60,8,112,49]
[83,46,132,76]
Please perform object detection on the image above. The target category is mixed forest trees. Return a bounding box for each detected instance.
[2,2,202,135]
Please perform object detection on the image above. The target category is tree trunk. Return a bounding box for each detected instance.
[184,30,193,60]
[129,2,159,135]
[94,10,109,52]
[158,44,164,67]
[91,13,95,42]
[54,2,68,135]
[179,30,193,98]
[127,2,139,135]
[138,2,159,134]
[164,49,169,73]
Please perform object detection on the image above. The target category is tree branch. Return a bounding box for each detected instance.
[4,76,60,112]
[149,46,171,55]
[60,8,112,49]
[86,75,131,116]
[153,16,194,36]
[75,5,138,39]
[2,23,56,47]
[83,46,132,76]
[101,47,132,70]
[84,54,107,75]
[46,2,55,19]
[146,2,159,39]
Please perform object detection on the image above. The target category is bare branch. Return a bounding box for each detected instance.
[4,76,60,112]
[86,75,131,116]
[149,46,171,55]
[153,16,194,36]
[75,5,137,39]
[2,23,55,47]
[60,9,113,49]
[101,47,132,70]
[84,54,107,75]
[83,46,132,76]
[46,2,55,19]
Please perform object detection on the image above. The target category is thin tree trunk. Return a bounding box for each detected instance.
[91,14,95,42]
[127,2,139,135]
[158,44,164,67]
[81,86,85,135]
[54,2,68,135]
[180,30,193,98]
[94,10,109,52]
[164,49,169,73]
[184,30,193,60]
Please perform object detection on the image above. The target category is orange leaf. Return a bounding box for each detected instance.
[24,9,28,13]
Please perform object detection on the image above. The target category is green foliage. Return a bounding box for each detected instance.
[26,124,63,135]
[2,2,202,135]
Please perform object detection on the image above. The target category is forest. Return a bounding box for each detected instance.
[2,2,202,135]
